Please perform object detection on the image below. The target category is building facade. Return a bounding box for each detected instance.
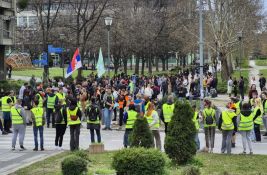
[0,0,16,80]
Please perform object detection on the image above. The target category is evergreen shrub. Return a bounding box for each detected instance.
[61,155,88,175]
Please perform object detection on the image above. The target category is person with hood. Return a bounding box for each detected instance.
[133,93,145,116]
[11,99,27,151]
[45,88,58,128]
[160,95,174,133]
[67,98,82,151]
[86,97,102,143]
[123,103,138,148]
[218,102,237,154]
[253,98,263,142]
[238,103,254,154]
[54,100,67,150]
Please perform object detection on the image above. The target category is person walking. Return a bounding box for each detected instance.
[253,98,263,142]
[239,76,245,101]
[123,104,138,148]
[218,103,237,154]
[67,98,82,151]
[259,74,266,91]
[54,101,67,150]
[160,95,174,133]
[145,102,161,150]
[45,88,58,128]
[86,98,102,143]
[31,100,45,151]
[11,99,27,151]
[238,103,254,154]
[202,99,216,153]
[103,87,114,130]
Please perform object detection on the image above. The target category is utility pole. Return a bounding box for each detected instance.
[199,0,204,109]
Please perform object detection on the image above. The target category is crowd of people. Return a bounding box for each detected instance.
[0,71,266,155]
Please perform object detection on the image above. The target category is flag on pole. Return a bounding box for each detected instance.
[97,48,106,77]
[65,48,82,78]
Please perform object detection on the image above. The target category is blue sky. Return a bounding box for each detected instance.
[264,0,267,12]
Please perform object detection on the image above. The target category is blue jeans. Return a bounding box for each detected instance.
[104,108,112,128]
[195,133,200,150]
[33,126,44,148]
[3,112,11,131]
[123,129,132,147]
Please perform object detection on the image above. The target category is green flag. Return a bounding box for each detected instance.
[97,48,106,77]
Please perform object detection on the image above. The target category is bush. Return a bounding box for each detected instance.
[112,147,169,175]
[61,155,88,175]
[164,100,197,165]
[129,117,153,148]
[182,166,201,175]
[71,150,90,161]
[0,80,24,95]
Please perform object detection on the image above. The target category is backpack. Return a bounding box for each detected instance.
[88,106,99,121]
[55,110,63,123]
[205,110,214,125]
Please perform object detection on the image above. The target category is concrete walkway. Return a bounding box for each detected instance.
[8,76,42,82]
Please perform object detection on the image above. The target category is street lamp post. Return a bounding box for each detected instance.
[199,0,204,109]
[215,41,218,80]
[59,33,65,81]
[237,31,243,77]
[105,17,113,77]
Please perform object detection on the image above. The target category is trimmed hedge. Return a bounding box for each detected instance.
[0,80,24,95]
[61,155,88,175]
[112,148,169,175]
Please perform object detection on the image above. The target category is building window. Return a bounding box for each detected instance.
[17,16,27,28]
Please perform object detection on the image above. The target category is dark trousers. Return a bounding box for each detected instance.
[70,124,80,151]
[55,124,67,147]
[164,122,169,133]
[123,129,132,147]
[33,126,44,149]
[3,112,11,132]
[90,129,101,143]
[46,108,55,127]
[254,124,261,142]
[239,89,244,100]
[204,127,215,148]
[0,119,3,131]
[119,108,124,126]
[113,108,117,121]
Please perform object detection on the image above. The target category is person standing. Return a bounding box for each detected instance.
[238,103,254,154]
[103,87,114,130]
[202,99,216,153]
[259,74,266,91]
[11,99,27,151]
[86,98,102,143]
[123,104,138,148]
[67,98,82,151]
[218,103,237,154]
[239,76,245,101]
[54,101,67,150]
[233,77,238,97]
[253,98,263,142]
[18,83,28,100]
[1,91,14,133]
[160,95,174,133]
[29,75,37,90]
[45,88,58,128]
[31,100,45,151]
[227,77,233,97]
[262,92,267,136]
[192,105,200,150]
[145,102,161,150]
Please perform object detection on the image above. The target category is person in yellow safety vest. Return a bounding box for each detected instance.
[238,103,254,154]
[45,88,58,128]
[192,105,200,150]
[249,91,258,108]
[218,102,237,154]
[56,87,66,106]
[145,102,161,150]
[86,97,102,143]
[261,92,267,136]
[144,95,151,112]
[54,100,67,150]
[1,91,15,133]
[35,88,44,108]
[67,98,82,151]
[202,99,216,153]
[11,99,27,151]
[31,100,45,151]
[123,104,138,148]
[230,96,241,148]
[253,98,263,142]
[160,95,174,133]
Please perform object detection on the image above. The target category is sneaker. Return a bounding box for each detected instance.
[7,130,13,133]
[240,151,246,155]
[20,145,26,151]
[59,147,64,151]
[231,143,235,148]
[2,131,8,135]
[210,148,213,153]
[107,127,112,131]
[263,133,267,136]
[40,147,44,151]
[102,127,107,130]
[11,147,15,151]
[33,148,38,151]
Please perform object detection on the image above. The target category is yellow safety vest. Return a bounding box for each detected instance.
[253,106,263,125]
[238,113,254,131]
[11,107,23,125]
[125,110,138,129]
[56,93,66,105]
[78,101,82,110]
[235,101,241,115]
[145,101,151,112]
[221,111,236,130]
[1,96,12,112]
[192,111,200,130]
[47,95,56,109]
[162,103,174,123]
[263,100,267,114]
[86,106,100,125]
[145,110,160,129]
[31,107,44,127]
[36,94,43,108]
[203,108,216,127]
[67,107,81,125]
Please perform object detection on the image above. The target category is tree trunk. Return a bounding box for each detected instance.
[135,56,139,75]
[148,55,152,75]
[123,58,128,75]
[130,56,133,70]
[166,56,168,70]
[156,56,159,72]
[162,57,166,71]
[227,55,233,74]
[114,57,119,75]
[221,54,230,81]
[141,57,145,75]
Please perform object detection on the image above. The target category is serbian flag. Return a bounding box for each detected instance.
[65,48,82,78]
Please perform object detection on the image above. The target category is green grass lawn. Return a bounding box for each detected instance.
[260,69,267,77]
[12,151,267,175]
[255,60,267,66]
